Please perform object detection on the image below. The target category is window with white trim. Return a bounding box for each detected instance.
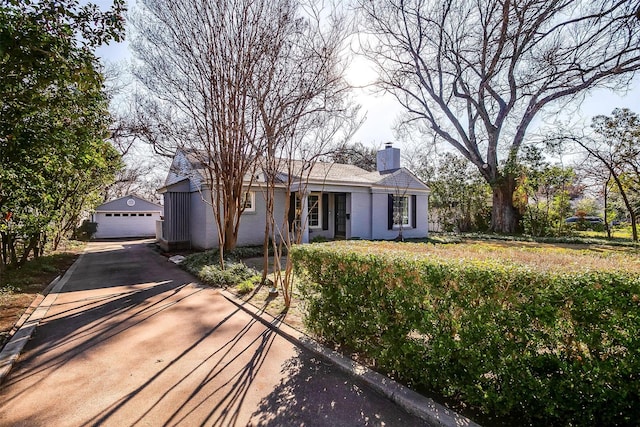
[308,193,321,228]
[242,191,255,212]
[393,195,409,226]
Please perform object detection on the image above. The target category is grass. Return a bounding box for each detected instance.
[0,242,84,349]
[342,238,637,274]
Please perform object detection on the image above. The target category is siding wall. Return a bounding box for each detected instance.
[186,188,290,249]
[188,190,219,250]
[350,191,372,239]
[237,188,269,247]
[370,191,428,240]
[163,192,190,243]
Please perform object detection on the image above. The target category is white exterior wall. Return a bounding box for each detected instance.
[189,187,290,249]
[93,212,161,238]
[350,191,372,240]
[189,190,218,250]
[271,190,289,243]
[418,193,429,238]
[236,188,270,247]
[370,191,429,240]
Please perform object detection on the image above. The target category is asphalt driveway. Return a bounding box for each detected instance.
[0,240,433,426]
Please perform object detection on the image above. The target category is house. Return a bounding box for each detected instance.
[156,143,429,250]
[92,195,164,239]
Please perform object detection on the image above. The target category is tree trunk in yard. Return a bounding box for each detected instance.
[491,176,520,234]
[223,209,238,252]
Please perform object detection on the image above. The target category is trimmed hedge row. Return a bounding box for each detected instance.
[291,242,640,425]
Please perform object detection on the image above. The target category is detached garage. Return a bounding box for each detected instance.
[92,195,163,239]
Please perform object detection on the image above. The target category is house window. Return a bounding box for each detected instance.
[388,194,418,230]
[114,213,121,217]
[308,193,321,228]
[122,213,129,217]
[393,196,409,226]
[242,191,255,212]
[146,213,152,216]
[106,213,112,217]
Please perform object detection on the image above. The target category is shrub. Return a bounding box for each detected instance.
[292,241,640,425]
[75,221,98,240]
[235,275,261,295]
[182,250,259,288]
[181,250,220,273]
[181,246,271,274]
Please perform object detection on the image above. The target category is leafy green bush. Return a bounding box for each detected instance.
[236,275,261,295]
[76,221,98,240]
[292,242,640,425]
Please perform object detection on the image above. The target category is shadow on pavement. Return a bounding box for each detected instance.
[249,348,430,427]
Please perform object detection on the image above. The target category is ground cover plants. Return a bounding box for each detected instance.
[181,250,261,290]
[292,240,640,426]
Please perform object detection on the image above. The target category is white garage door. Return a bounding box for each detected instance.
[94,212,159,238]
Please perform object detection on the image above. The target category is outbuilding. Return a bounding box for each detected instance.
[92,195,163,239]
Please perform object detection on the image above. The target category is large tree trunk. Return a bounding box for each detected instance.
[490,176,520,233]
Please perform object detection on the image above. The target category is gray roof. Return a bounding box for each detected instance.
[163,149,429,192]
[96,195,163,212]
[278,159,429,191]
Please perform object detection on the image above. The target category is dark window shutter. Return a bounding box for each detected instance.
[288,193,296,230]
[322,193,329,230]
[388,194,394,230]
[411,195,417,228]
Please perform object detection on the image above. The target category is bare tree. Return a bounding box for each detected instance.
[247,1,359,304]
[358,0,640,232]
[131,0,296,257]
[246,0,360,303]
[324,141,377,171]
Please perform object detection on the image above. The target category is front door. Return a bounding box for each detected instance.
[334,193,347,239]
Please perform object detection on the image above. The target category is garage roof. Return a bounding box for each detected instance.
[95,195,163,213]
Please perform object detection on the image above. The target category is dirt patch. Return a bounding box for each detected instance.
[0,250,82,349]
[226,279,307,333]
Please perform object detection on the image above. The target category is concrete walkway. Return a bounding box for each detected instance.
[0,240,460,426]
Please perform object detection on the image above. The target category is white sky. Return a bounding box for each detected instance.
[95,0,640,155]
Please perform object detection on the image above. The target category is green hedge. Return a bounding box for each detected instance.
[291,242,640,425]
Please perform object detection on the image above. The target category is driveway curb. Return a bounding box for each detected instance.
[218,288,480,427]
[0,253,85,384]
